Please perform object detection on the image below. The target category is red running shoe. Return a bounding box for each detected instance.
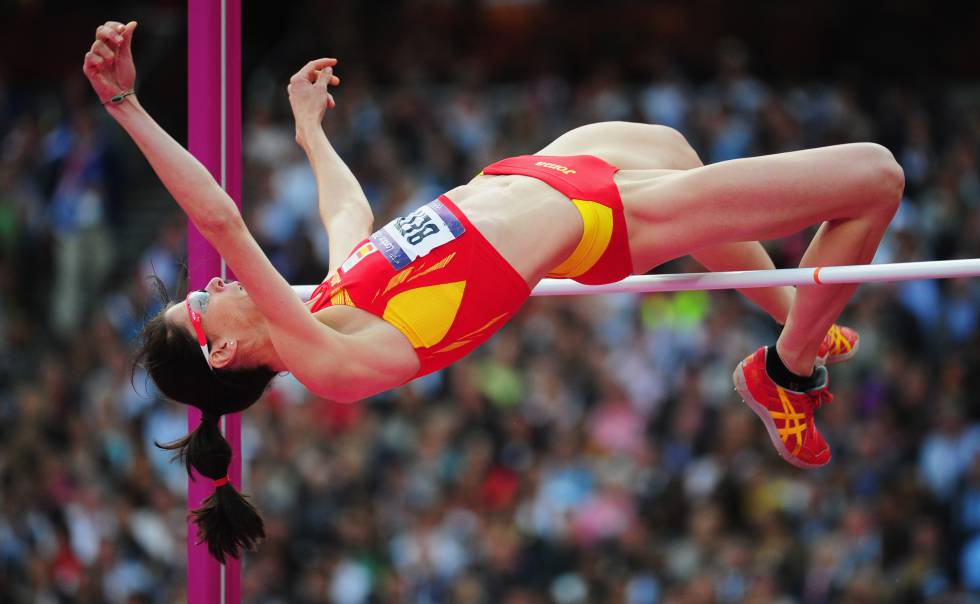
[817,324,860,366]
[733,347,834,469]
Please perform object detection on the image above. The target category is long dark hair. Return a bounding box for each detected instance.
[135,276,275,561]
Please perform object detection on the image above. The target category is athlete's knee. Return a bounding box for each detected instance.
[838,143,903,216]
[859,143,904,215]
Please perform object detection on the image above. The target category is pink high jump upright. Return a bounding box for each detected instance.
[187,0,242,602]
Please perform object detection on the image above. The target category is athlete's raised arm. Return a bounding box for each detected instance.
[288,59,374,274]
[84,21,246,240]
[85,22,415,400]
[82,21,355,382]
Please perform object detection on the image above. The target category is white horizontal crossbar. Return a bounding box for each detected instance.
[290,258,980,300]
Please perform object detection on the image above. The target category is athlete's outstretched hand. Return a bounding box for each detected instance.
[83,20,138,105]
[288,58,341,137]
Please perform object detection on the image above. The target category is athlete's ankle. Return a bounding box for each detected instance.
[768,345,818,391]
[773,338,817,374]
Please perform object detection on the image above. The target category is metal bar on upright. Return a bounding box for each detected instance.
[289,258,980,301]
[529,258,980,296]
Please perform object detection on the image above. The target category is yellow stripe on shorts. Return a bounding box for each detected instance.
[547,199,614,279]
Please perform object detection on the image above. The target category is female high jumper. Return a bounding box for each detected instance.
[84,21,901,560]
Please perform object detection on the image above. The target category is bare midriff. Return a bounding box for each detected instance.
[445,173,583,284]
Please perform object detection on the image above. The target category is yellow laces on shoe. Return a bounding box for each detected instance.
[774,387,808,447]
[826,325,853,355]
[773,386,833,454]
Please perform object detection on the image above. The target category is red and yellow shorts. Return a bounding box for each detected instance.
[481,154,633,285]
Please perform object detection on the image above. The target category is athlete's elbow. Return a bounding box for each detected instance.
[200,209,246,239]
[325,204,374,232]
[304,373,369,404]
[314,385,366,405]
[335,392,366,404]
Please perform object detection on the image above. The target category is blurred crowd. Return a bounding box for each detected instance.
[3,6,980,604]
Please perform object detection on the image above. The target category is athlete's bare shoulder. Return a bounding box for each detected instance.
[276,304,418,401]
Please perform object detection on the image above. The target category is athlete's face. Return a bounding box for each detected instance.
[165,277,261,368]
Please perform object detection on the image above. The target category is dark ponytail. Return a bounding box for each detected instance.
[157,413,265,562]
[135,275,272,561]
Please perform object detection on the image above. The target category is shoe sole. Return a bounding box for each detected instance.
[816,337,861,366]
[732,361,827,470]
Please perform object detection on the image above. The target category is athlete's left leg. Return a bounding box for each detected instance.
[538,121,795,323]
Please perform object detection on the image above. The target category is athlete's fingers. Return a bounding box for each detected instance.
[91,40,115,62]
[85,52,105,69]
[117,21,137,60]
[327,93,336,109]
[314,68,340,87]
[307,57,337,70]
[292,58,337,83]
[83,53,102,76]
[96,24,125,47]
[314,67,333,87]
[305,62,332,84]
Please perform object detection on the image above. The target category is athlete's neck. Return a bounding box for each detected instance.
[241,325,288,373]
[252,339,288,373]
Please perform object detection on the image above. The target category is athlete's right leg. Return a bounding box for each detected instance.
[619,143,902,468]
[619,142,903,375]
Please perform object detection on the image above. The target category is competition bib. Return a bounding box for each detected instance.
[370,199,466,270]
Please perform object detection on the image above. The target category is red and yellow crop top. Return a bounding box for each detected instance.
[308,195,530,380]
